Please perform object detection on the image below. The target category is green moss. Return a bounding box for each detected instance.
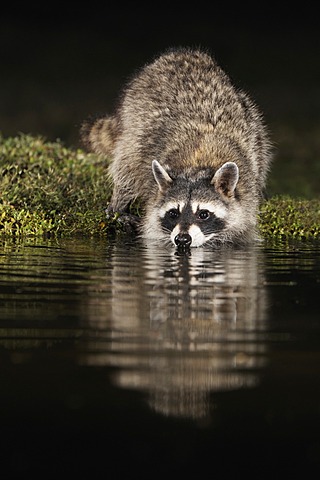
[0,133,319,240]
[0,133,112,237]
[259,196,320,240]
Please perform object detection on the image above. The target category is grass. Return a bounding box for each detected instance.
[0,133,319,240]
[259,196,320,240]
[0,133,111,237]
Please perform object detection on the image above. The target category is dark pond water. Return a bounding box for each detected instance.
[1,236,320,476]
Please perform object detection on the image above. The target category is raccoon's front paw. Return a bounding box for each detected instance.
[119,213,141,233]
[105,207,141,234]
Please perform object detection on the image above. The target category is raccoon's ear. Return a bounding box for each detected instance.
[212,161,239,198]
[152,160,173,192]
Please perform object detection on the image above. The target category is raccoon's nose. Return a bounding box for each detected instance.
[174,233,192,248]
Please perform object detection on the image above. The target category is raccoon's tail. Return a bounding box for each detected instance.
[80,115,119,157]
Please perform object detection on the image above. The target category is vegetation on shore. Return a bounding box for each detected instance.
[0,133,319,240]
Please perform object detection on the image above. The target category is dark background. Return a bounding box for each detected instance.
[1,6,320,196]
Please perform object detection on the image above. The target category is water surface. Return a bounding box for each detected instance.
[1,236,320,476]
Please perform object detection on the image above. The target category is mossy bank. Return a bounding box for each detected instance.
[0,134,319,240]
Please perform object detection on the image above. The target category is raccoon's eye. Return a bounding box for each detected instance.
[198,209,210,220]
[168,208,180,219]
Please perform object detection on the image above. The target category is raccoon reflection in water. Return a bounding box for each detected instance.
[82,47,272,249]
[83,242,269,420]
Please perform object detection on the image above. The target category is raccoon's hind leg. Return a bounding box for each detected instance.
[106,186,141,234]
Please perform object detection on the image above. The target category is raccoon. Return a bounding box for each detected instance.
[81,47,272,248]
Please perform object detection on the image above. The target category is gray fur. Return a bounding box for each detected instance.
[81,47,273,247]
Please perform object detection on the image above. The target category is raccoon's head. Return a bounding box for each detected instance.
[149,160,240,248]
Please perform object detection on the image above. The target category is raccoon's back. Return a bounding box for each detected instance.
[82,47,272,201]
[120,48,239,142]
[117,48,270,173]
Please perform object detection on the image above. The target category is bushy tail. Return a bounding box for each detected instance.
[80,115,119,157]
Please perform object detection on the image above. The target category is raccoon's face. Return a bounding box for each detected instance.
[151,160,239,248]
[159,200,227,248]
